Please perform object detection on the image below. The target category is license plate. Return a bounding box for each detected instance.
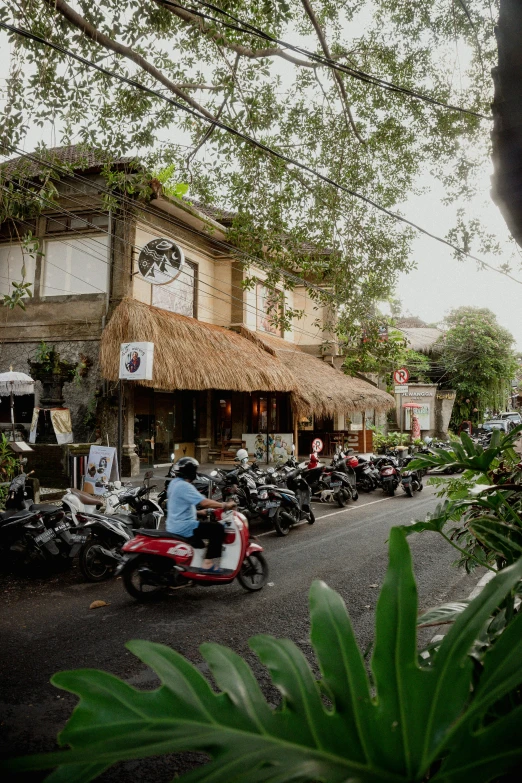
[265,501,279,509]
[331,481,342,487]
[35,529,55,544]
[69,534,88,543]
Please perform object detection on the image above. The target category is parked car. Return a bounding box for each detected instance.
[480,419,514,434]
[498,411,522,426]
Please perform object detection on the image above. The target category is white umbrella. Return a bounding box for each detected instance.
[0,367,35,441]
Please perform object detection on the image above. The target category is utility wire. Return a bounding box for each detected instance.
[163,0,491,121]
[3,142,516,357]
[1,182,327,344]
[1,22,517,287]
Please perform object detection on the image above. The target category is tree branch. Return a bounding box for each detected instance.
[300,0,364,143]
[152,0,317,68]
[41,0,217,121]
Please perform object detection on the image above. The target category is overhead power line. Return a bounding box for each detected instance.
[161,0,491,121]
[1,22,518,287]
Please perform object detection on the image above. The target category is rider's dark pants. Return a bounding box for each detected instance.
[192,521,225,559]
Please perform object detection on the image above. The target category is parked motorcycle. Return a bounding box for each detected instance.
[400,455,423,497]
[1,474,87,571]
[117,508,268,601]
[375,456,401,496]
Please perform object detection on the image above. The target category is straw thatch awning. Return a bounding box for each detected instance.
[100,299,296,392]
[241,329,395,417]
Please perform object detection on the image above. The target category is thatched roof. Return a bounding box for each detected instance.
[100,299,296,392]
[401,327,443,354]
[241,330,395,417]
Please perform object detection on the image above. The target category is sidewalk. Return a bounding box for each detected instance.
[122,453,377,485]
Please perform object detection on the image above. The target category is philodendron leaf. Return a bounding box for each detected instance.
[401,500,455,535]
[469,517,522,563]
[4,529,522,783]
[417,601,470,628]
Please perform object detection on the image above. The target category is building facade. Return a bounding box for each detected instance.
[0,147,394,477]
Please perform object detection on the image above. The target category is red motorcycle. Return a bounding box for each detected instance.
[117,509,268,601]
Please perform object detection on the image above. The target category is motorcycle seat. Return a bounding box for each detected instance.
[0,509,34,522]
[70,489,104,507]
[135,529,205,547]
[29,504,60,514]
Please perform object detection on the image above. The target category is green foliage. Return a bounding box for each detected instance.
[436,307,518,426]
[0,1,502,351]
[6,527,522,783]
[154,164,190,199]
[0,232,39,310]
[372,427,410,453]
[0,432,17,506]
[405,425,522,572]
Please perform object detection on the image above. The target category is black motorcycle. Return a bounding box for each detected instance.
[375,456,401,496]
[400,455,423,497]
[1,475,87,572]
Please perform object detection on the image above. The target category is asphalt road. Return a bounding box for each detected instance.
[0,485,484,781]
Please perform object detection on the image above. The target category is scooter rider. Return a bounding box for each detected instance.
[167,457,235,573]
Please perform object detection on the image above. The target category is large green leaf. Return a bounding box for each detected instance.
[469,517,522,563]
[5,529,522,783]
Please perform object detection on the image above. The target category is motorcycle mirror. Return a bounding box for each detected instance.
[210,470,218,477]
[170,453,174,461]
[267,467,275,474]
[113,480,121,489]
[291,444,295,454]
[144,470,154,480]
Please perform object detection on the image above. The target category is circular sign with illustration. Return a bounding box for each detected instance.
[138,238,185,285]
[393,368,410,385]
[311,438,324,453]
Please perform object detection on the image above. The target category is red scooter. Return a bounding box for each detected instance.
[117,509,268,601]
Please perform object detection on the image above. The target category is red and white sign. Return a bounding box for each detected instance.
[393,368,410,385]
[311,438,324,453]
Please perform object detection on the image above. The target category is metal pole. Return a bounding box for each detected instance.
[10,388,16,442]
[117,380,123,478]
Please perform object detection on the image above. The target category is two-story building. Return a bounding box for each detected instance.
[0,146,393,477]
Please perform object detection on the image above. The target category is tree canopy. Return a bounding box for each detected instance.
[0,0,501,340]
[437,306,517,425]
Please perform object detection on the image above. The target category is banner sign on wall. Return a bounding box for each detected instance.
[119,342,154,381]
[138,238,185,285]
[83,445,119,495]
[28,407,73,444]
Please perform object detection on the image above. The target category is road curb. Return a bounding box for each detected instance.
[429,569,496,646]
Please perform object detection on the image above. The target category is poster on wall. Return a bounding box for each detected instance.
[405,404,430,431]
[242,433,293,463]
[119,342,154,381]
[83,445,119,495]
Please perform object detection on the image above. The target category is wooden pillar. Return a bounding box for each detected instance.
[362,411,367,453]
[293,414,299,458]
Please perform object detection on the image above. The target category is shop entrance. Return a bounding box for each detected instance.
[134,388,197,466]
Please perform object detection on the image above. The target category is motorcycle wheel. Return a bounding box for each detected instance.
[79,540,114,582]
[273,507,295,536]
[123,557,167,601]
[335,490,347,508]
[386,485,395,497]
[360,480,372,493]
[418,483,423,492]
[404,486,413,498]
[351,489,359,501]
[307,508,315,524]
[237,552,269,592]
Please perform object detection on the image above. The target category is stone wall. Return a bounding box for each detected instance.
[0,339,104,443]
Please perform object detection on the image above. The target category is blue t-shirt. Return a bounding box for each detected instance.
[166,477,205,537]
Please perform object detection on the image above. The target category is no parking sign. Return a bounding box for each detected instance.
[311,437,323,453]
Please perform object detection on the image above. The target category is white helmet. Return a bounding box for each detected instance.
[235,448,249,461]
